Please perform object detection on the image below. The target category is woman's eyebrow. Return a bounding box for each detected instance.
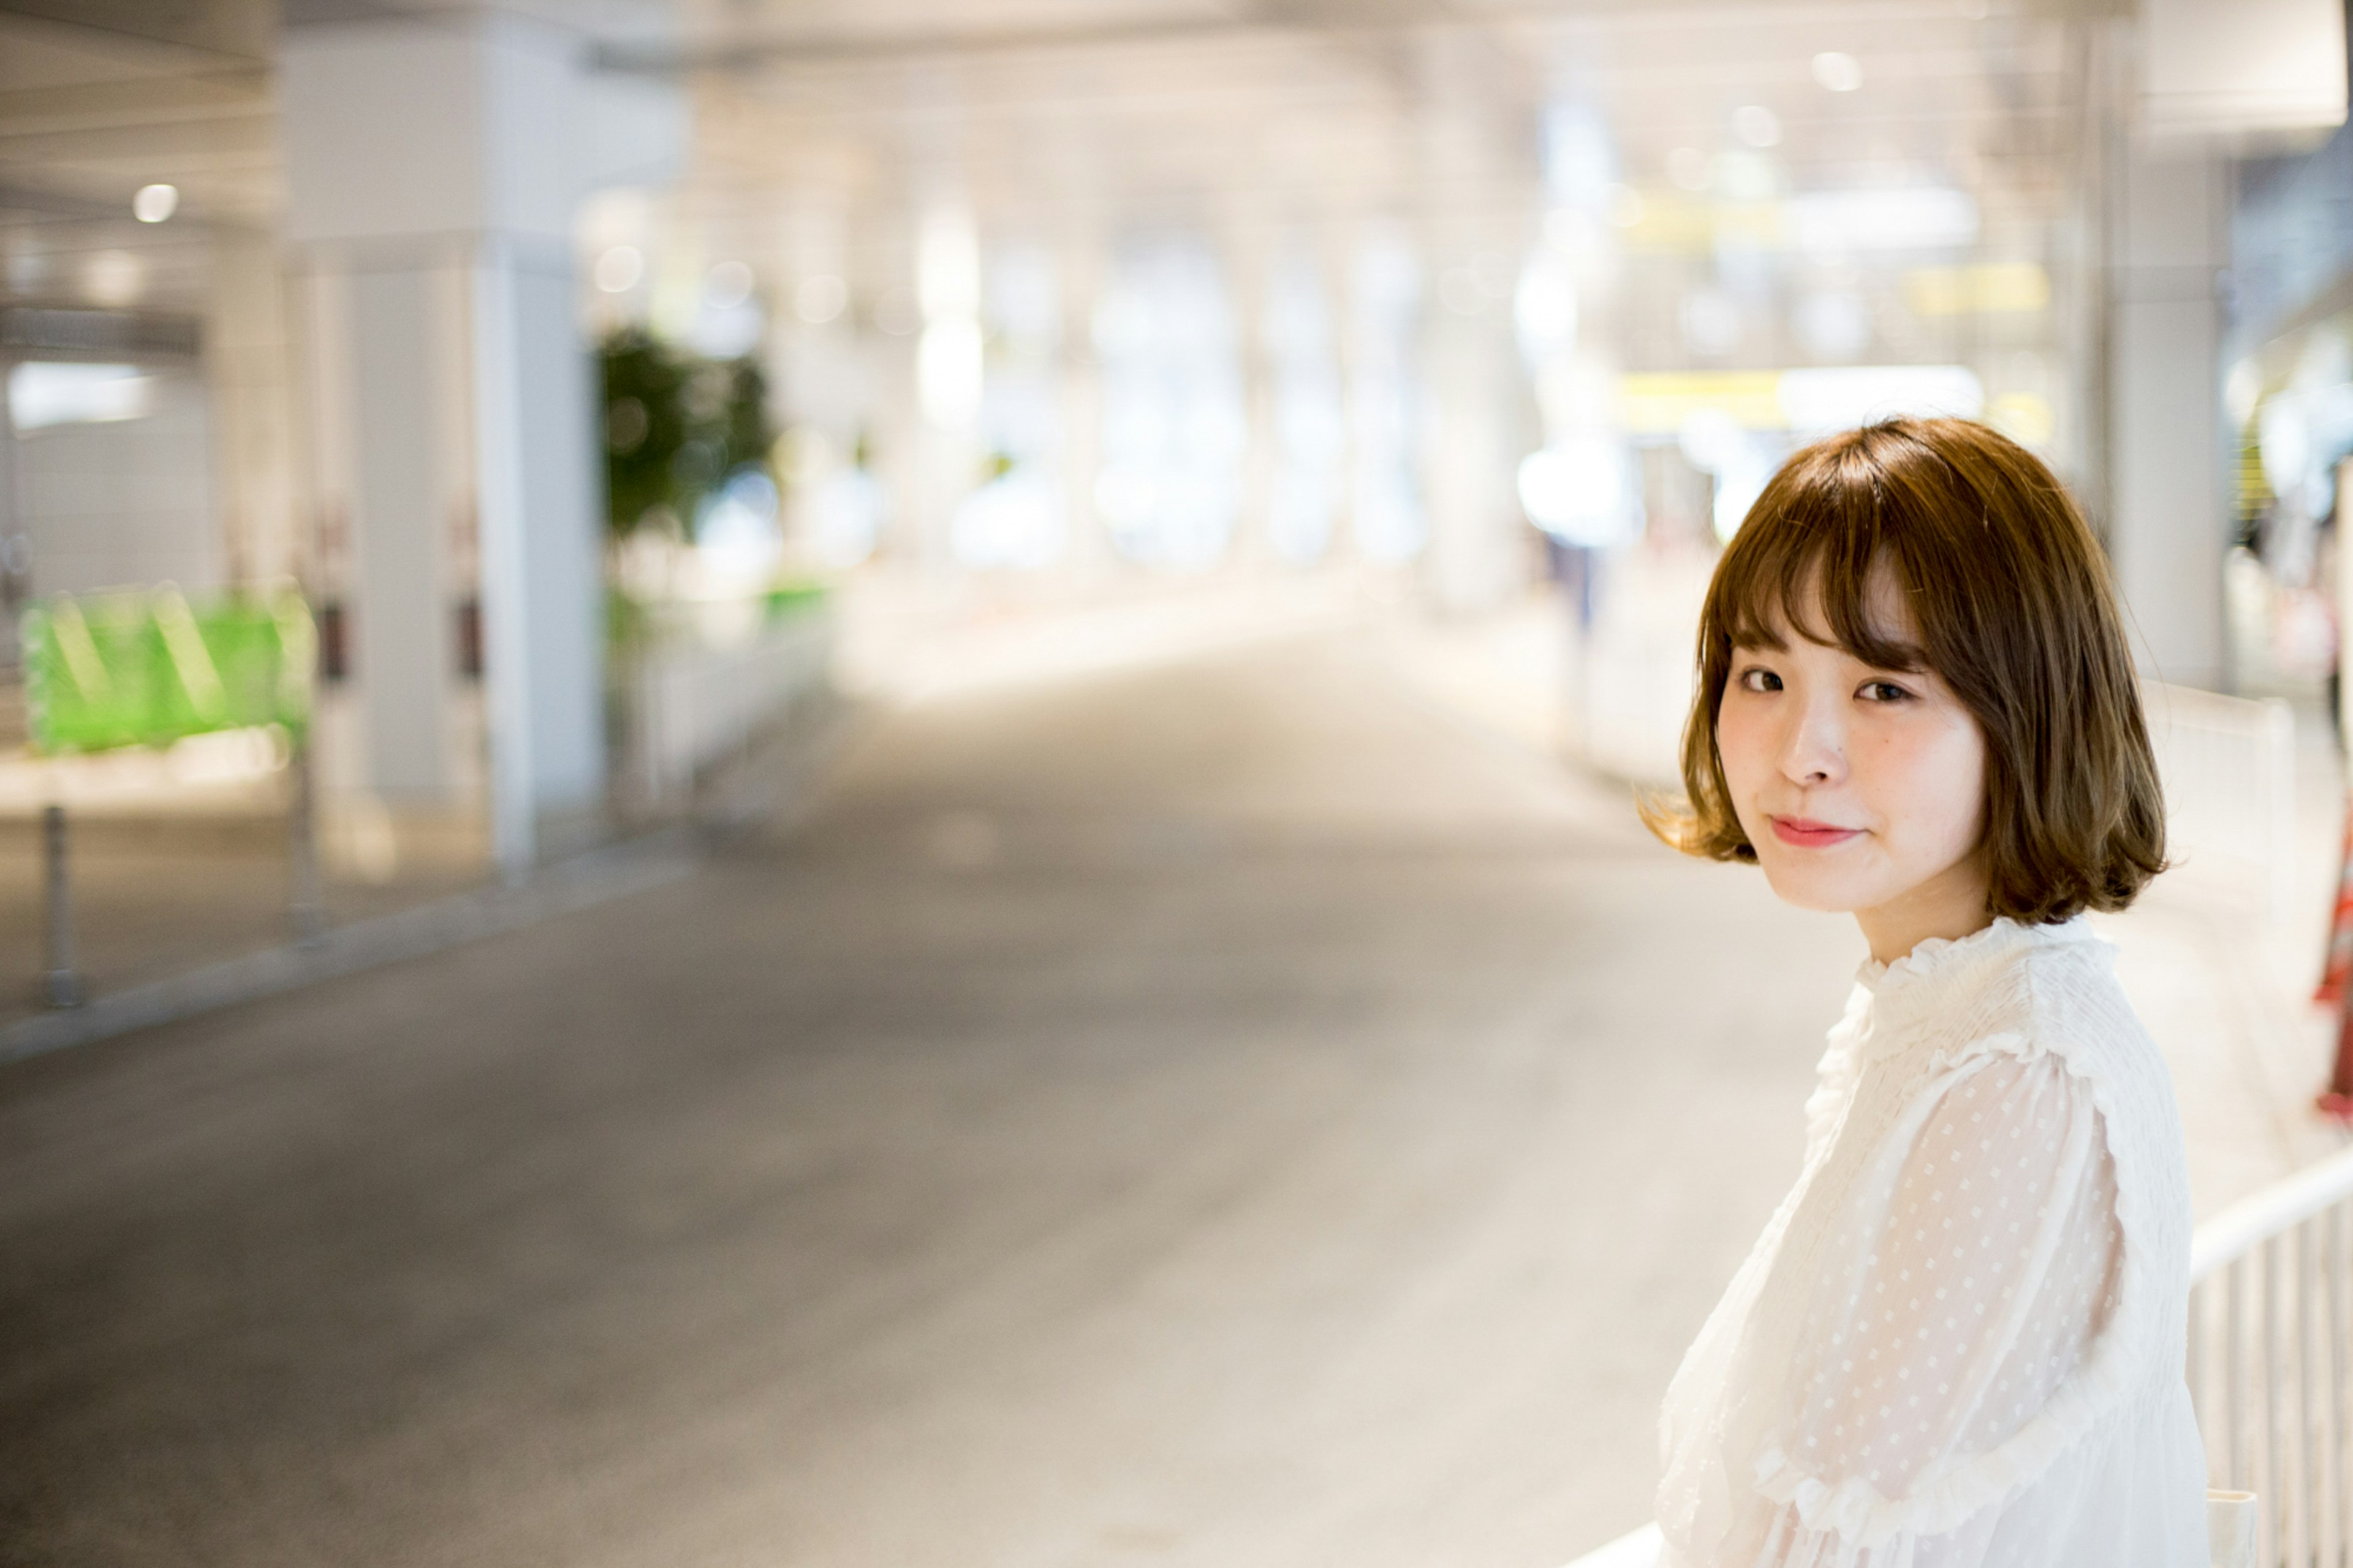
[1859,642,1931,673]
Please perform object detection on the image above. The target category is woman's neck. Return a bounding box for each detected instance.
[1855,855,1995,967]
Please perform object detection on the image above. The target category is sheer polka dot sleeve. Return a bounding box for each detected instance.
[1745,1046,2131,1561]
[1654,920,2207,1568]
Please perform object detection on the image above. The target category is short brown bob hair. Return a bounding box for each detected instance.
[1645,416,2165,924]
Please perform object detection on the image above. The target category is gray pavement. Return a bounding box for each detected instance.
[0,631,1879,1567]
[0,812,493,1032]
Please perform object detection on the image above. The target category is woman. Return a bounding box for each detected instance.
[1640,419,2208,1565]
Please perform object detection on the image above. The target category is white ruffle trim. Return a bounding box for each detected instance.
[1856,915,2107,1006]
[1743,1029,2151,1550]
[1739,1502,1927,1568]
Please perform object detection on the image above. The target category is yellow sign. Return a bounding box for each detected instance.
[1615,372,1786,433]
[1903,263,2050,316]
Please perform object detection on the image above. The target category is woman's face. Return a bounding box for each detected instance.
[1714,574,1988,922]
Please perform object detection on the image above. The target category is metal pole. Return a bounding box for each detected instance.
[2325,1208,2343,1568]
[2269,1235,2284,1568]
[2324,1195,2343,1563]
[2232,1256,2248,1491]
[2301,1220,2316,1566]
[41,802,78,1008]
[288,734,325,945]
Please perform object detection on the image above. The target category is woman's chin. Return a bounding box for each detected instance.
[1755,860,1871,915]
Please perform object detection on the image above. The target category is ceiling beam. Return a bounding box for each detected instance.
[595,0,2021,75]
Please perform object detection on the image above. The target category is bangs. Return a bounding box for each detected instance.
[1711,463,1930,675]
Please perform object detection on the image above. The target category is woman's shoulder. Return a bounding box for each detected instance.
[1927,925,2192,1231]
[2012,923,2167,1077]
[1854,915,2188,1189]
[1931,916,2156,1075]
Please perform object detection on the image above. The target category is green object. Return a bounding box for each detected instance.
[21,586,315,754]
[762,581,828,622]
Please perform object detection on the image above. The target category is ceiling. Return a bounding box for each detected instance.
[650,0,2094,360]
[0,0,2109,325]
[0,1,275,314]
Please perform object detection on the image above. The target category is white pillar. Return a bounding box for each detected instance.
[1058,229,1111,579]
[913,205,983,577]
[280,10,622,871]
[2107,141,2229,691]
[1423,286,1526,616]
[206,227,300,587]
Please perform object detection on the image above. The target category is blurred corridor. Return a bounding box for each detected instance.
[1,624,1866,1564]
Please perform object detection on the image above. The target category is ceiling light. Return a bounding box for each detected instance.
[1778,365,1982,435]
[1718,151,1779,202]
[795,275,848,324]
[1812,52,1863,92]
[132,184,178,223]
[1788,187,1978,253]
[594,246,643,293]
[1518,437,1640,548]
[10,362,152,430]
[84,250,145,307]
[1732,106,1783,148]
[706,260,754,308]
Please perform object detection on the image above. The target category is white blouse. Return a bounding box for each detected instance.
[1652,914,2209,1567]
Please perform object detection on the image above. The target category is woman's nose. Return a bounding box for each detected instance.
[1778,705,1845,784]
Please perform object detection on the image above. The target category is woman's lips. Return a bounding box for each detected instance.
[1769,816,1863,848]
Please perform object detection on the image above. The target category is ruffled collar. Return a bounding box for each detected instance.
[1852,912,2107,1043]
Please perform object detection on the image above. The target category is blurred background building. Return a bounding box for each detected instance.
[3,0,2347,873]
[6,2,2353,1564]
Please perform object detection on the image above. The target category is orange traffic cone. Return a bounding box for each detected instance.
[2319,1015,2353,1123]
[2321,792,2353,1123]
[2317,793,2353,1007]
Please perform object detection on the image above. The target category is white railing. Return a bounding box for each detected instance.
[2188,1144,2353,1568]
[626,606,832,808]
[2143,682,2299,928]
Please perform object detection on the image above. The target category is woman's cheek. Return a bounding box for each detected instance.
[1716,694,1765,767]
[1951,724,1992,852]
[1715,703,1764,806]
[1906,713,1987,854]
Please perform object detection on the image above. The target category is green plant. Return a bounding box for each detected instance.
[599,328,778,539]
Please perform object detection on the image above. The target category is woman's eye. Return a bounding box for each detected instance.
[1737,667,1782,693]
[1859,680,1914,703]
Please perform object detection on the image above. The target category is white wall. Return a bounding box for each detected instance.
[15,368,222,597]
[2109,143,2228,691]
[2142,0,2347,138]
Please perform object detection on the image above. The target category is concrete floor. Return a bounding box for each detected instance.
[0,631,1889,1567]
[0,814,493,1029]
